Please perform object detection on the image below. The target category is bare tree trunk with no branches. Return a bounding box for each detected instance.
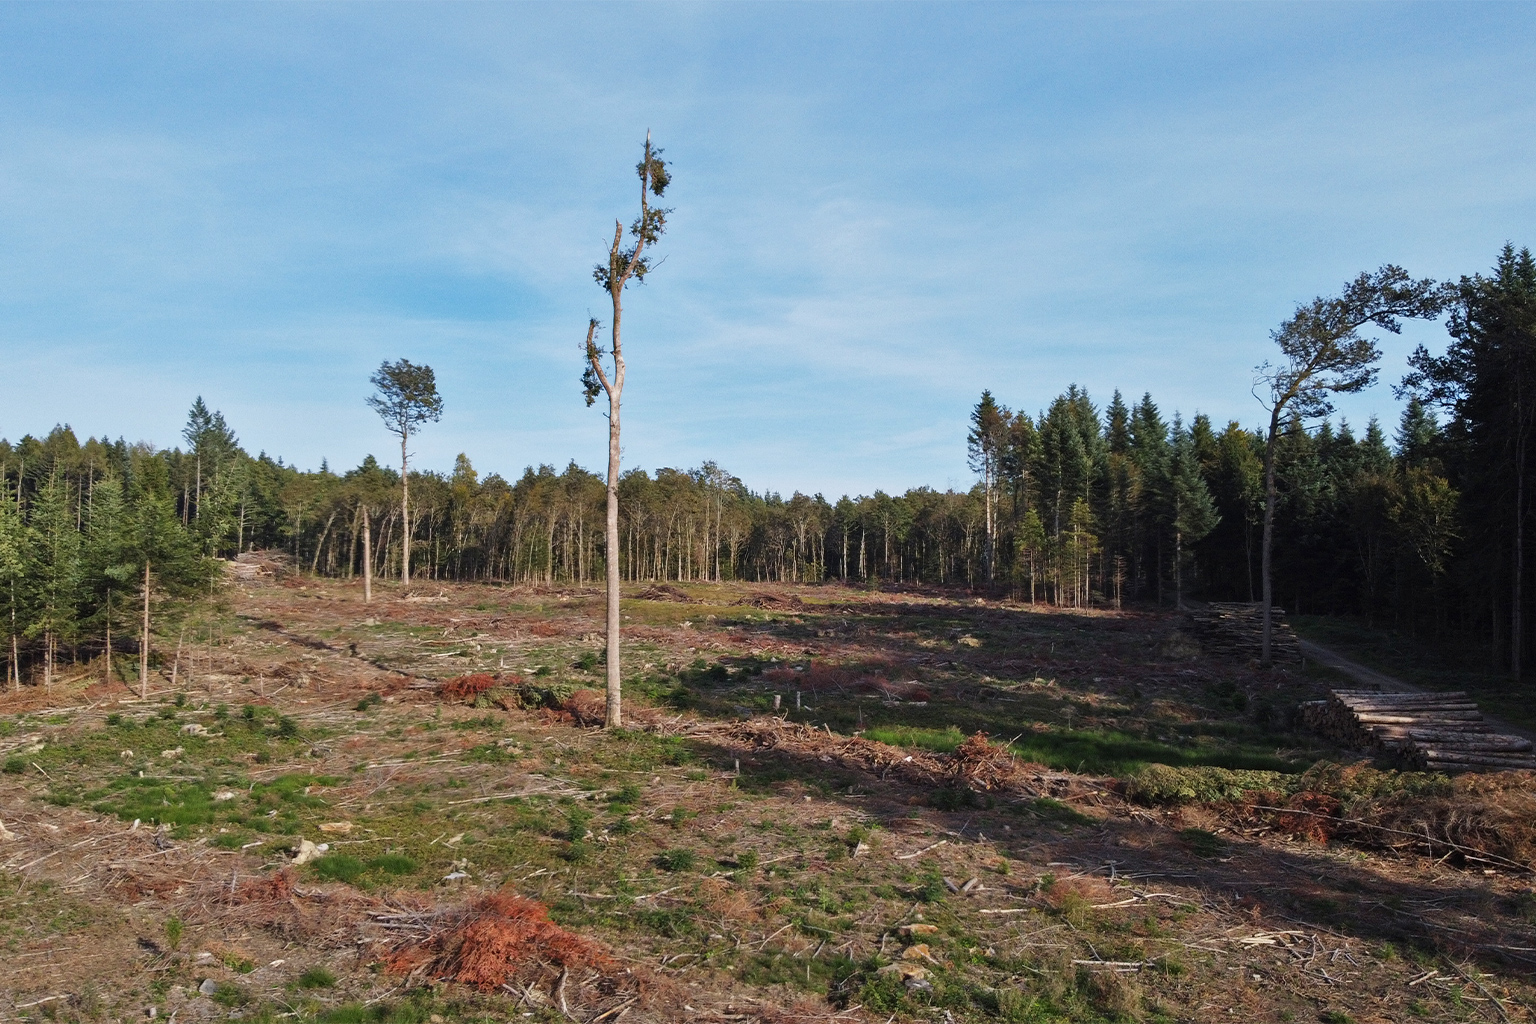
[141,561,151,700]
[362,507,373,604]
[1261,405,1281,665]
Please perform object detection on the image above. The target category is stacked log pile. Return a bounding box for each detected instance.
[1185,602,1301,662]
[226,550,292,582]
[1301,689,1536,771]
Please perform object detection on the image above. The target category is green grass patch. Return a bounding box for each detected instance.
[298,966,337,989]
[312,854,366,883]
[655,848,696,872]
[864,724,965,752]
[367,853,419,876]
[1009,728,1297,776]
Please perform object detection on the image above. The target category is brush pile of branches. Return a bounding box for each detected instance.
[381,891,649,1012]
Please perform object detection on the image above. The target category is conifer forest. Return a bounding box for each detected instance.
[4,245,1534,687]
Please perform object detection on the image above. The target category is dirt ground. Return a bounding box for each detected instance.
[0,573,1533,1023]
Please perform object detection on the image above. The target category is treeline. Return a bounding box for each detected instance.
[3,244,1533,681]
[0,386,1449,683]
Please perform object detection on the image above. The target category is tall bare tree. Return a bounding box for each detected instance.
[1254,266,1444,665]
[967,391,1006,585]
[583,134,671,729]
[367,359,444,586]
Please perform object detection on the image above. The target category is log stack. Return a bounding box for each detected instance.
[1185,602,1302,662]
[1301,689,1536,771]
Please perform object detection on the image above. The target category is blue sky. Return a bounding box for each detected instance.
[2,4,1533,496]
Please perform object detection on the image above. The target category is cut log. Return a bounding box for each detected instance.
[1354,712,1484,724]
[1303,688,1534,772]
[1185,603,1302,663]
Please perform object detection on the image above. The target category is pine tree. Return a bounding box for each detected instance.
[1256,265,1445,664]
[82,472,137,687]
[367,361,444,586]
[25,473,82,692]
[1404,246,1536,675]
[1394,397,1440,471]
[967,391,1007,585]
[1164,417,1220,608]
[582,134,671,729]
[125,455,213,697]
[0,480,25,691]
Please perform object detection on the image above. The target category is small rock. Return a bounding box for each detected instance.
[899,923,940,937]
[905,977,934,993]
[213,790,238,803]
[291,839,327,865]
[0,819,17,842]
[877,962,929,980]
[901,943,937,962]
[198,978,218,997]
[159,747,184,759]
[119,749,135,759]
[317,821,353,834]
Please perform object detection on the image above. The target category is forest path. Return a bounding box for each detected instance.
[1299,638,1536,745]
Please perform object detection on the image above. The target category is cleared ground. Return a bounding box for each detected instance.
[0,574,1532,1023]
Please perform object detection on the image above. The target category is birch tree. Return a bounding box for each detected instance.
[582,134,671,729]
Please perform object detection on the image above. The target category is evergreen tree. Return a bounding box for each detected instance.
[967,390,1007,585]
[1164,417,1220,607]
[1404,245,1536,675]
[0,481,24,691]
[581,134,671,730]
[25,473,82,691]
[82,472,137,686]
[1395,397,1440,470]
[125,455,213,697]
[1256,265,1445,663]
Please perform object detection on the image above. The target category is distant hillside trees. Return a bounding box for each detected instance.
[4,245,1535,683]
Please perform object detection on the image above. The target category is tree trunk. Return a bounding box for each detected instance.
[141,561,151,700]
[105,589,112,686]
[312,512,336,574]
[362,508,373,604]
[1261,406,1282,667]
[1174,528,1183,609]
[603,334,625,728]
[400,434,412,586]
